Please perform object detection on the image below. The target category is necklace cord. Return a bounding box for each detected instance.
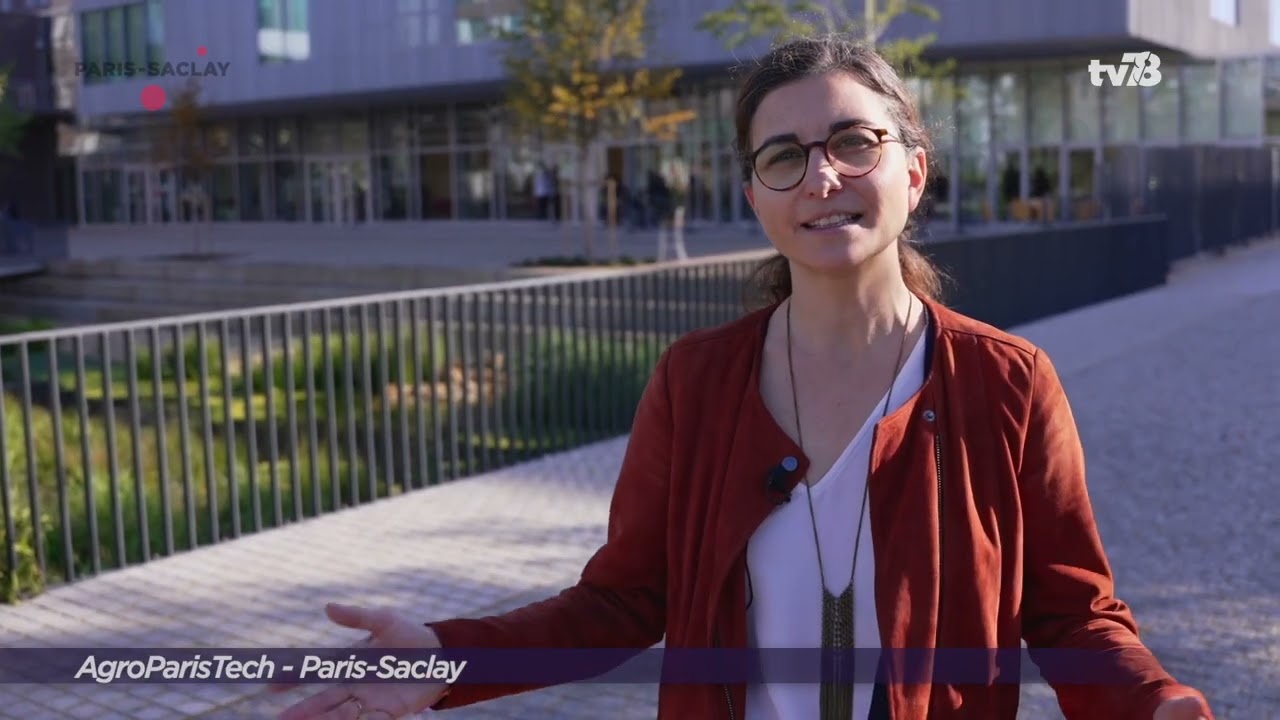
[786,293,914,593]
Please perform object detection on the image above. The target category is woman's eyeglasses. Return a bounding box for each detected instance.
[749,126,901,192]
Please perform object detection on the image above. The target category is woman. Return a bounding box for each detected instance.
[277,36,1214,720]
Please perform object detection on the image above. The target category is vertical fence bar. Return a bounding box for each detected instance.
[411,299,428,489]
[16,340,45,571]
[219,319,240,539]
[73,335,99,571]
[263,314,281,528]
[360,305,378,501]
[48,335,74,576]
[586,280,598,440]
[624,274,638,426]
[302,312,322,517]
[606,276,620,433]
[173,324,196,550]
[556,282,570,452]
[443,296,458,480]
[578,281,590,439]
[427,297,445,485]
[530,288,543,458]
[501,290,515,466]
[0,361,16,587]
[515,290,528,461]
[395,301,411,492]
[475,294,489,473]
[322,311,341,512]
[595,279,608,438]
[150,326,174,557]
[341,308,358,506]
[124,330,147,565]
[198,323,219,544]
[570,282,583,448]
[653,270,664,364]
[461,295,476,475]
[97,335,119,571]
[241,316,261,532]
[671,265,682,341]
[283,313,302,523]
[377,302,394,496]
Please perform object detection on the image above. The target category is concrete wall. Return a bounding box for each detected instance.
[1130,0,1278,58]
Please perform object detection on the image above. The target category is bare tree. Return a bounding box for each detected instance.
[148,79,213,255]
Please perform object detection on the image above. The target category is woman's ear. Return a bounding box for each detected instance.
[905,147,929,213]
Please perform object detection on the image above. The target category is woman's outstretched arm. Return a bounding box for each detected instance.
[426,347,677,708]
[1018,349,1213,720]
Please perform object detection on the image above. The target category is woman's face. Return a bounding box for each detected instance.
[744,72,928,277]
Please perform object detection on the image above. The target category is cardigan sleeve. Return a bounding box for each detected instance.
[425,347,675,709]
[1018,349,1213,720]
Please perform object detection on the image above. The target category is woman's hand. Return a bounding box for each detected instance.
[1153,694,1211,720]
[275,603,449,720]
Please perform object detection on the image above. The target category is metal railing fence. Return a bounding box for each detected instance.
[0,251,771,601]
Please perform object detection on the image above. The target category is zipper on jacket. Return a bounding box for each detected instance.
[934,432,945,645]
[713,630,736,720]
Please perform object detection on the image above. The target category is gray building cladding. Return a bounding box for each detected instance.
[54,0,1280,243]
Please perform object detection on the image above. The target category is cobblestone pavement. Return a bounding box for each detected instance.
[0,238,1277,720]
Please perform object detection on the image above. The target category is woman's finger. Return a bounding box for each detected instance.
[325,603,399,636]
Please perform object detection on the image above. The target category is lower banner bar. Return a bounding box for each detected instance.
[0,647,1179,686]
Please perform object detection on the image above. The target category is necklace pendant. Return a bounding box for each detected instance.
[819,584,855,720]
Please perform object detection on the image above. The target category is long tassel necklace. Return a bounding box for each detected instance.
[785,293,914,720]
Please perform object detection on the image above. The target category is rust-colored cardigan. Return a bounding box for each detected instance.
[428,297,1213,719]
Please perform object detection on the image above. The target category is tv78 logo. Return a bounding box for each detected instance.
[1088,52,1163,87]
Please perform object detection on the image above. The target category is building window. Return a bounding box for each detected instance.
[1210,0,1237,25]
[258,0,310,62]
[456,0,519,44]
[126,3,147,70]
[398,0,442,48]
[146,0,164,66]
[1142,71,1180,141]
[1183,62,1220,141]
[78,1,162,86]
[1272,0,1280,45]
[1223,58,1263,139]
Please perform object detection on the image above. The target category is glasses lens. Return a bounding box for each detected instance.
[827,127,882,177]
[753,142,807,190]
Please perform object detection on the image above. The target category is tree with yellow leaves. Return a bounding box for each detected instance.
[698,0,953,80]
[148,79,214,255]
[497,0,680,260]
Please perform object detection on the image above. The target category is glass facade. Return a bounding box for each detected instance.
[72,53,1280,231]
[258,0,311,62]
[79,0,162,85]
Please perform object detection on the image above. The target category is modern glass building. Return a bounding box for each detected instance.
[61,0,1280,248]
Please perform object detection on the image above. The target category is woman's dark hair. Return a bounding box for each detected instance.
[734,35,946,307]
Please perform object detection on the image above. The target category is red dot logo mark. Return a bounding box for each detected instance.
[140,84,167,111]
[197,45,208,56]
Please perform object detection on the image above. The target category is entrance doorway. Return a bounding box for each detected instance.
[124,166,147,223]
[119,165,178,223]
[306,158,370,223]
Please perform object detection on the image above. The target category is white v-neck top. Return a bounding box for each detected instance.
[745,330,927,720]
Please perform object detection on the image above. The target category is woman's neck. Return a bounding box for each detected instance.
[784,261,917,365]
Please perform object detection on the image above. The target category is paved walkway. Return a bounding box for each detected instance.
[1,237,1278,719]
